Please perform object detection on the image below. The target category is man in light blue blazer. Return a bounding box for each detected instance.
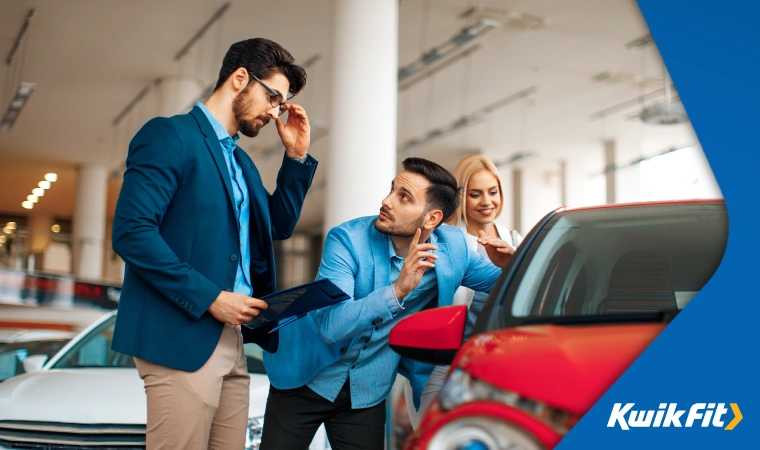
[261,157,513,449]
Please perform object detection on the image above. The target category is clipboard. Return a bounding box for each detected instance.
[242,279,350,332]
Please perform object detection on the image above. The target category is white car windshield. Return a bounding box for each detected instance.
[0,339,71,380]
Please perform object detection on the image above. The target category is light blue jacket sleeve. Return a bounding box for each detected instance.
[311,228,401,344]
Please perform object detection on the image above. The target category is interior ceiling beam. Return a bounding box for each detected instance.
[174,2,231,62]
[5,9,35,66]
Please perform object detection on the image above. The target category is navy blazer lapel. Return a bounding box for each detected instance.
[190,107,237,213]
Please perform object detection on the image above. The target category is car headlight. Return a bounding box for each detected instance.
[440,369,519,412]
[245,416,264,449]
[428,416,543,450]
[439,369,576,435]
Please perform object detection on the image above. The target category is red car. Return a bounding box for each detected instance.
[390,200,727,449]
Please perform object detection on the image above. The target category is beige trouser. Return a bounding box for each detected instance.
[134,324,250,450]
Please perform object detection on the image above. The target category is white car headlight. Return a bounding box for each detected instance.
[245,416,264,449]
[440,369,519,412]
[428,417,543,450]
[439,369,575,435]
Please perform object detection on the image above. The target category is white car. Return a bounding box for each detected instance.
[0,311,329,449]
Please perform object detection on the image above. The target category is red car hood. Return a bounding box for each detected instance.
[454,323,665,415]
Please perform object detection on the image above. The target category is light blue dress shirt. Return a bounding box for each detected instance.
[307,235,439,408]
[196,102,253,296]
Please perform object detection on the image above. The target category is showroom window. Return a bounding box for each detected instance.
[639,146,722,201]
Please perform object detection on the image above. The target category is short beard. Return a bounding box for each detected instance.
[232,86,269,138]
[374,212,427,238]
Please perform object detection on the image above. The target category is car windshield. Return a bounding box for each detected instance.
[483,202,727,329]
[0,339,71,381]
[51,316,267,374]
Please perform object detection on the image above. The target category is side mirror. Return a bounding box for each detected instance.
[389,305,467,365]
[23,354,48,374]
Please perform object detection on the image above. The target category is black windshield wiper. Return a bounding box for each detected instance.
[517,310,680,326]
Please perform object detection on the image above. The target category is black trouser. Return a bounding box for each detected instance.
[260,379,386,450]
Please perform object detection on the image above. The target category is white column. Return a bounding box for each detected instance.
[28,214,53,254]
[155,76,202,117]
[73,164,108,280]
[495,166,515,230]
[512,168,523,233]
[604,139,616,204]
[324,0,398,234]
[559,160,567,206]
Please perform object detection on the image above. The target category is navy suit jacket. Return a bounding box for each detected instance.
[111,106,317,372]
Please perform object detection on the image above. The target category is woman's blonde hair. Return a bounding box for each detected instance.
[448,154,504,228]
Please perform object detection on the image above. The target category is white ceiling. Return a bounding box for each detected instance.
[0,0,700,232]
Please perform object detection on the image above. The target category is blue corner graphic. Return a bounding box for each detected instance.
[558,1,758,448]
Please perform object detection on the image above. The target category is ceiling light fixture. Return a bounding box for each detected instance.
[1,82,35,130]
[592,71,660,88]
[39,180,51,189]
[638,67,688,125]
[32,187,44,197]
[399,85,538,153]
[6,222,16,230]
[21,201,33,210]
[5,9,35,65]
[398,19,499,84]
[2,9,36,130]
[599,144,696,175]
[461,6,547,31]
[399,44,482,92]
[51,224,60,233]
[493,151,537,168]
[173,2,231,62]
[44,173,57,182]
[27,195,38,203]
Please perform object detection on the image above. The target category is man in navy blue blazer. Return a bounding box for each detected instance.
[111,38,317,449]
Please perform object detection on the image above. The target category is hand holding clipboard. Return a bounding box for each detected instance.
[243,279,350,332]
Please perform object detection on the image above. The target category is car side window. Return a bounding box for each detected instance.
[53,317,135,369]
[0,348,19,380]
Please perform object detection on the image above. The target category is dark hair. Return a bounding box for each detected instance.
[214,38,306,96]
[402,157,460,226]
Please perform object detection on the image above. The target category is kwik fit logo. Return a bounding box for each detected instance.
[608,403,742,430]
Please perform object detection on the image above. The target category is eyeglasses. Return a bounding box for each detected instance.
[248,72,294,116]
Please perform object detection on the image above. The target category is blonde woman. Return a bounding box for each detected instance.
[403,154,522,429]
[449,154,522,311]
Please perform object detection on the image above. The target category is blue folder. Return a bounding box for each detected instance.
[242,279,350,332]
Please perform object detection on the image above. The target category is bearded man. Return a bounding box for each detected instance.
[260,157,513,450]
[112,38,317,449]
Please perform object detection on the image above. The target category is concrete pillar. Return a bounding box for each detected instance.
[494,165,515,231]
[73,164,108,280]
[559,160,567,206]
[309,234,324,282]
[323,0,398,234]
[604,139,616,204]
[28,215,53,254]
[155,76,202,117]
[512,168,523,233]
